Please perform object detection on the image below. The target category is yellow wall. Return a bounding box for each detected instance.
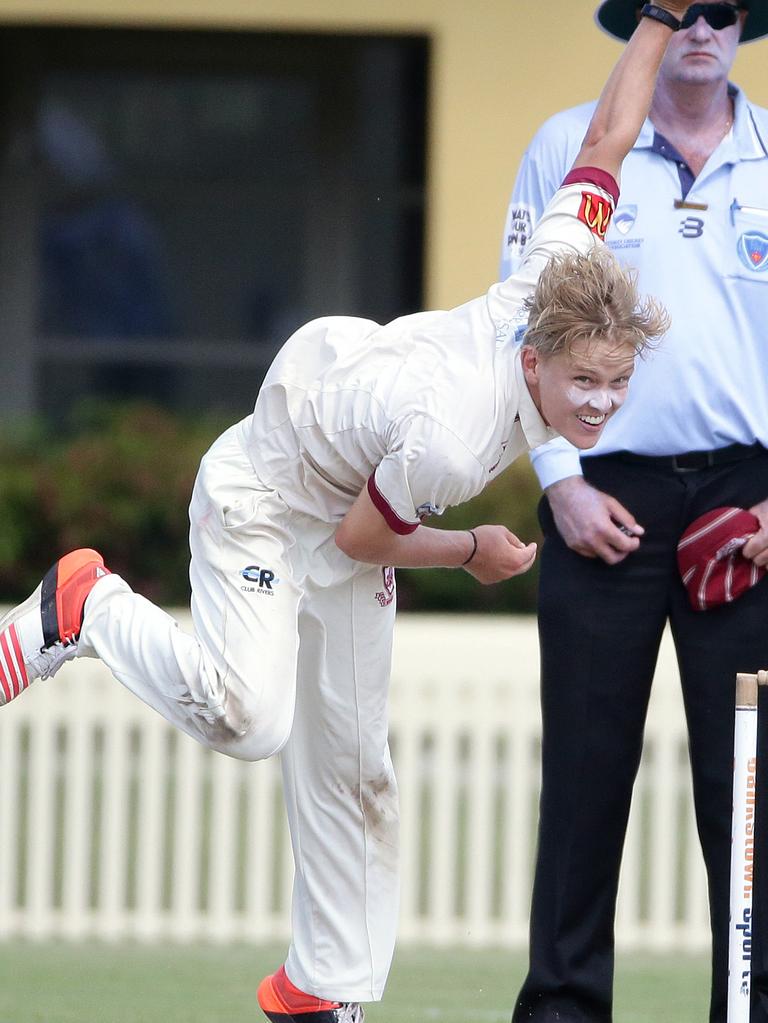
[3,0,767,310]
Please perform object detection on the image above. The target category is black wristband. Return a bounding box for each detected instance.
[462,529,478,566]
[639,3,682,30]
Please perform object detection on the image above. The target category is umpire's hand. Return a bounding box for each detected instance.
[545,475,644,566]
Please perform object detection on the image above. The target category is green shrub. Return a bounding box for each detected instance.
[0,402,226,605]
[0,403,543,612]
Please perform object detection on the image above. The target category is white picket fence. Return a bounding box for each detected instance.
[0,613,710,950]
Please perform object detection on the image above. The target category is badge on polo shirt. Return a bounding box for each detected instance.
[614,205,638,235]
[737,231,768,273]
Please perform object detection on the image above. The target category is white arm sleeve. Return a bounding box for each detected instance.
[369,417,484,533]
[529,436,584,489]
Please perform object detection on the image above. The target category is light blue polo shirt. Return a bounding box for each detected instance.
[500,87,768,489]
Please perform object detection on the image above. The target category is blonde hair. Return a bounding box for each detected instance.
[523,247,669,357]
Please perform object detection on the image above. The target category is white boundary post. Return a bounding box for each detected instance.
[728,672,764,1023]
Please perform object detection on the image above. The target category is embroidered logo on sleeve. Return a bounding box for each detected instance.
[578,191,613,240]
[416,501,440,520]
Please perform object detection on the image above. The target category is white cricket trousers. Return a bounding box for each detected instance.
[78,424,400,1002]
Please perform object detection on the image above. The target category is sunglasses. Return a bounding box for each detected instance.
[679,2,744,30]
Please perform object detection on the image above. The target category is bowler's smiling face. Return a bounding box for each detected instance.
[521,337,636,449]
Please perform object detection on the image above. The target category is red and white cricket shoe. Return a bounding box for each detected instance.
[257,966,364,1023]
[0,548,110,706]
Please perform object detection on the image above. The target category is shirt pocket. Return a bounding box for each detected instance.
[728,202,768,283]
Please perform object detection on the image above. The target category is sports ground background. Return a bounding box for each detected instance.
[3,0,766,313]
[1,943,709,1022]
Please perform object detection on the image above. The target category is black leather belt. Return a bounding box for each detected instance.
[609,442,765,473]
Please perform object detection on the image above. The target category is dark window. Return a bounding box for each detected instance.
[0,25,428,424]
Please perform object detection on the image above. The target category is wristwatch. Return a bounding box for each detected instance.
[639,3,682,30]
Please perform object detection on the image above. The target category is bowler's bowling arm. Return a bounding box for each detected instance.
[335,483,538,583]
[572,9,683,182]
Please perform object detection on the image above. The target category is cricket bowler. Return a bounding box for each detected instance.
[0,4,689,1020]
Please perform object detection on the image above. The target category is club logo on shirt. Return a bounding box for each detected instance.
[241,564,279,596]
[375,566,396,608]
[737,231,768,272]
[578,191,613,240]
[614,205,637,236]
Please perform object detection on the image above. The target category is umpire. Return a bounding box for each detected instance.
[500,2,768,1021]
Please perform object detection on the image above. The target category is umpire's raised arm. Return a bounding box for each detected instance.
[572,2,689,181]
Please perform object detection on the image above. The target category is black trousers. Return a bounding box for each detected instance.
[512,449,768,1023]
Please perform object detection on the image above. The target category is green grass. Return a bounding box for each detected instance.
[0,942,709,1023]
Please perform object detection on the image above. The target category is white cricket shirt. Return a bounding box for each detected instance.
[242,171,617,532]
